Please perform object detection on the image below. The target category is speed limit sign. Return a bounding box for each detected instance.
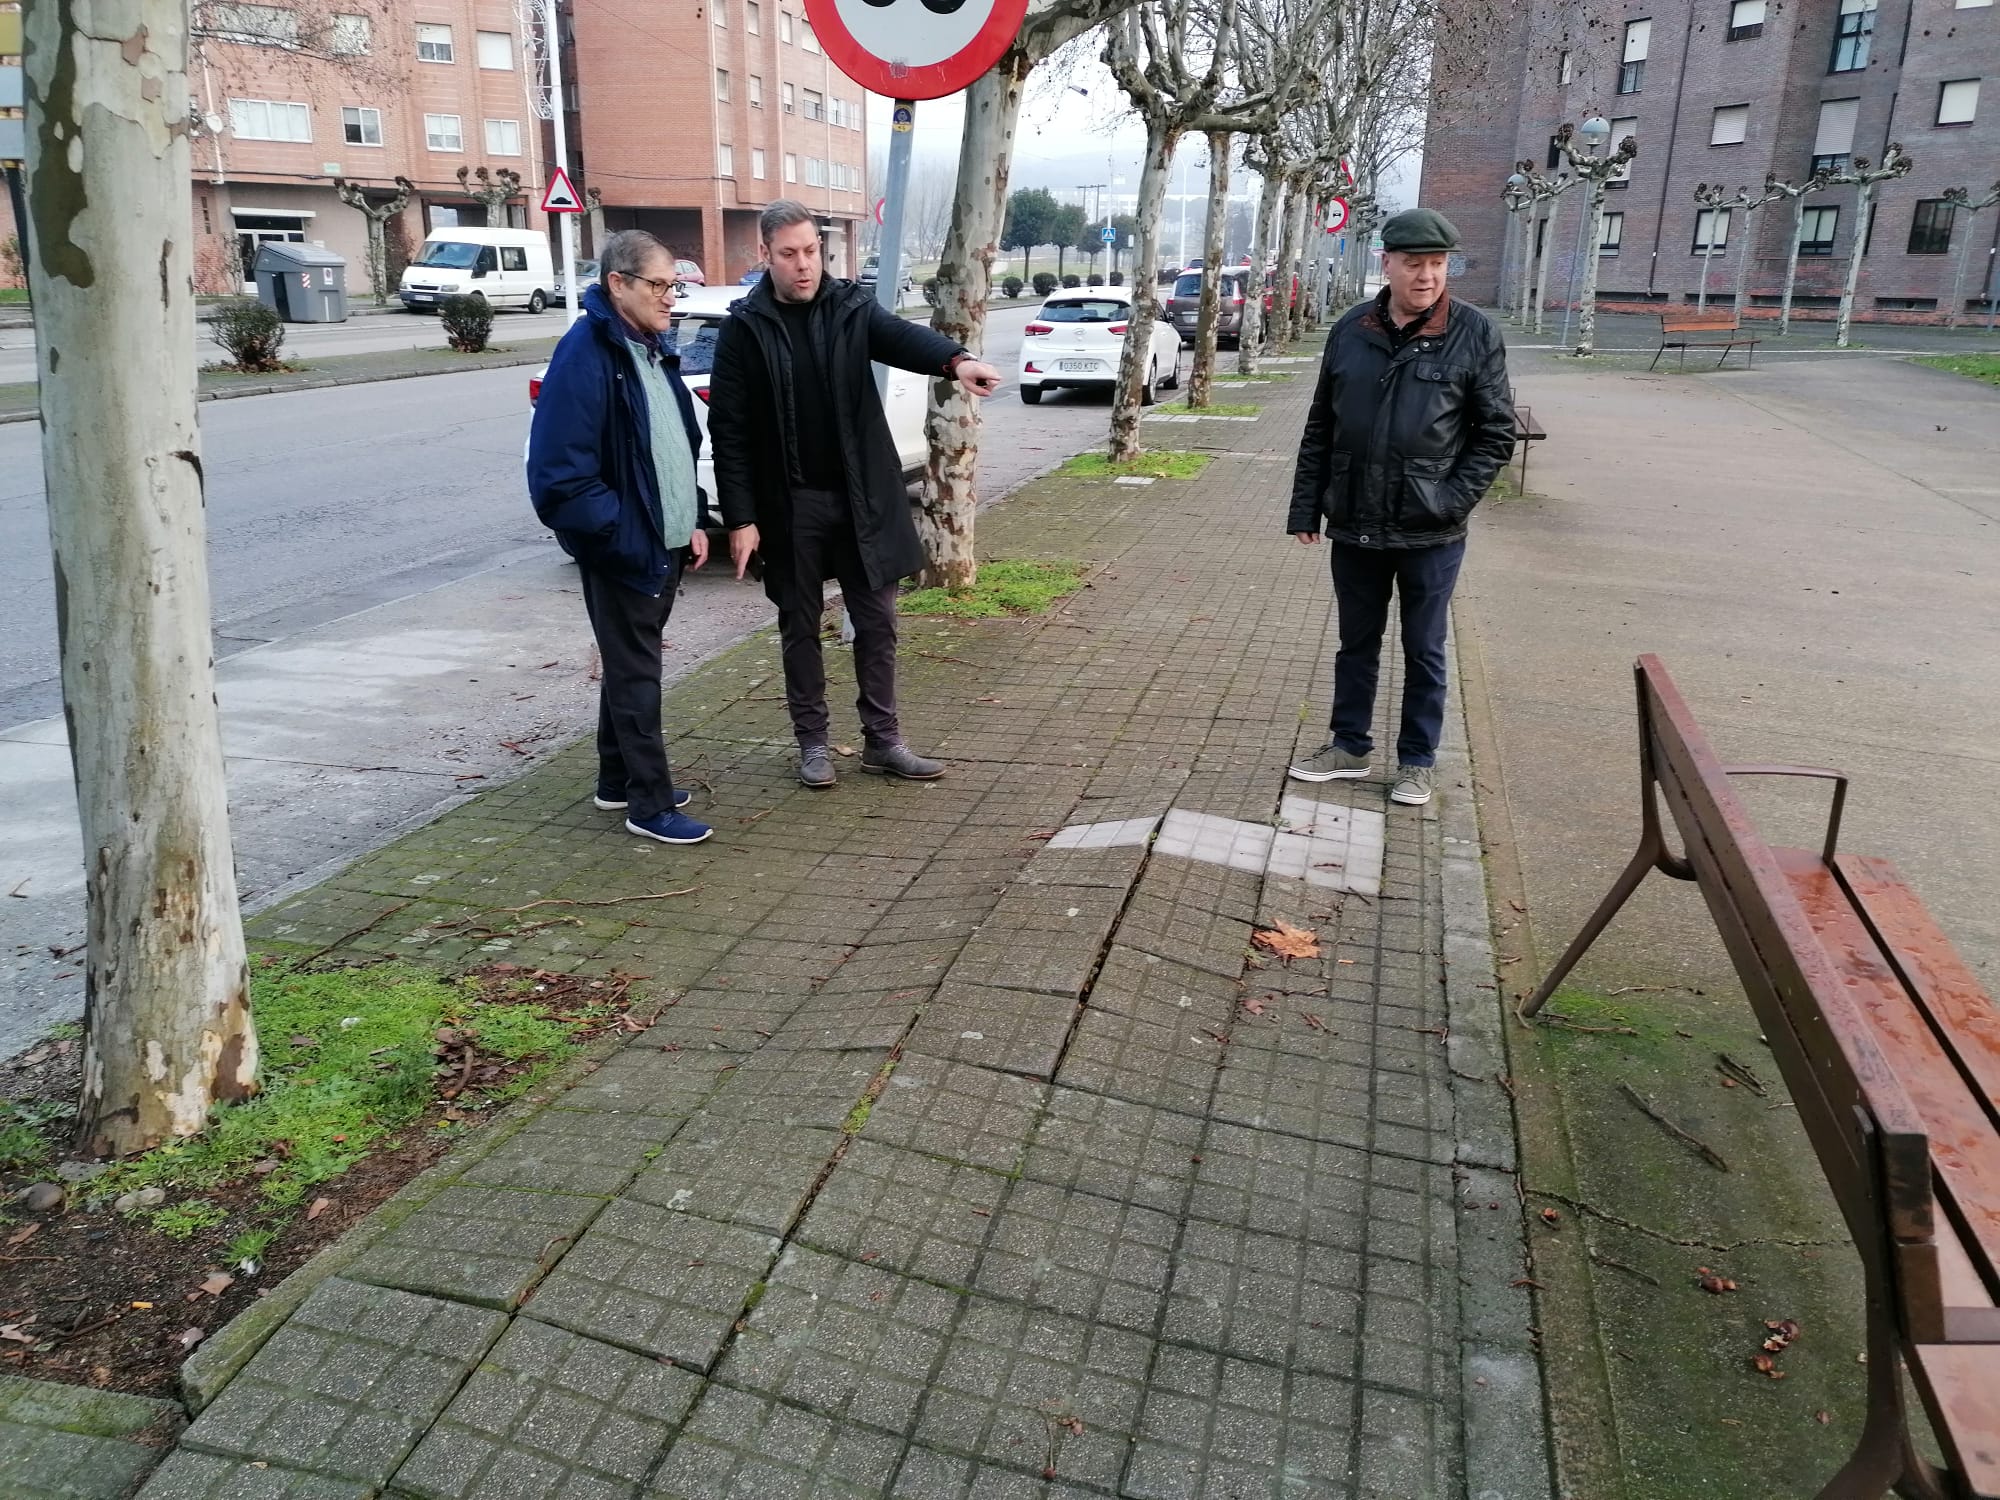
[805,0,1030,100]
[1326,197,1350,235]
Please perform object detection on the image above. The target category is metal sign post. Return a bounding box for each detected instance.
[542,0,580,325]
[874,100,916,400]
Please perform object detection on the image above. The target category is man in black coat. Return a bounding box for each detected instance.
[1285,208,1516,807]
[708,200,1002,788]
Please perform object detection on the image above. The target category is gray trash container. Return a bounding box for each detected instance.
[252,243,349,323]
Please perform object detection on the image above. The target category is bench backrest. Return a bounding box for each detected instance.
[1631,658,1946,1317]
[1661,311,1740,333]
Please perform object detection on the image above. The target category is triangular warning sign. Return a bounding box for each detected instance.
[542,167,582,213]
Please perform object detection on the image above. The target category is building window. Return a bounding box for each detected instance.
[713,0,725,25]
[784,153,797,182]
[749,75,763,107]
[1693,207,1731,253]
[1558,49,1572,85]
[805,156,825,186]
[1798,205,1839,256]
[802,18,820,52]
[424,113,463,152]
[752,147,767,179]
[341,105,382,146]
[1609,117,1637,182]
[1710,104,1749,145]
[228,98,311,142]
[1908,199,1954,253]
[718,142,734,177]
[330,13,370,54]
[1619,19,1650,93]
[416,23,453,62]
[1937,79,1980,125]
[1728,0,1764,39]
[1811,98,1858,177]
[562,80,579,111]
[780,10,793,43]
[1599,211,1623,255]
[747,1,760,32]
[207,4,299,46]
[484,119,521,156]
[782,82,795,114]
[475,30,512,69]
[716,68,730,101]
[1831,0,1874,73]
[803,88,823,121]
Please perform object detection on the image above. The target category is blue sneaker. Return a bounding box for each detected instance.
[625,809,712,845]
[595,788,691,810]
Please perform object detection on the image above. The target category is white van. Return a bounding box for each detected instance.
[399,228,555,314]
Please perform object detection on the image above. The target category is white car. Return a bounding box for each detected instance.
[527,283,932,529]
[1017,286,1183,406]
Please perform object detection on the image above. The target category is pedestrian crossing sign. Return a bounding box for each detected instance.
[542,168,583,214]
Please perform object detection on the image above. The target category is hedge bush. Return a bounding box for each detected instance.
[1032,272,1057,296]
[1062,274,1081,288]
[209,299,287,372]
[440,293,494,353]
[1086,273,1104,287]
[1002,275,1024,299]
[1109,272,1125,286]
[922,277,942,308]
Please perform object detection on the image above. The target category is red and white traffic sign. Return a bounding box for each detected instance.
[804,0,1029,101]
[1325,197,1350,235]
[541,167,582,214]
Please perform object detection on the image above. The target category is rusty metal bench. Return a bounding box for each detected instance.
[1652,310,1760,371]
[1524,655,2000,1499]
[1513,403,1547,492]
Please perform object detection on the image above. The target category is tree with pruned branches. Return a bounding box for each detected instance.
[336,174,415,305]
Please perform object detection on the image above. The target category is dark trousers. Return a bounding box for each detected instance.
[1326,539,1465,768]
[775,488,900,749]
[578,559,680,819]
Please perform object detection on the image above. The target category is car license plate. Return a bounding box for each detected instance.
[407,292,434,302]
[1058,360,1097,372]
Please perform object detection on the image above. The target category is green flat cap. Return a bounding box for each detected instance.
[1381,208,1461,253]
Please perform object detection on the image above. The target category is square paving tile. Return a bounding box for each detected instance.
[1052,1006,1225,1117]
[716,1245,962,1439]
[793,1139,1005,1286]
[1152,813,1273,875]
[1185,1122,1374,1245]
[643,1385,905,1499]
[970,1181,1175,1334]
[858,1055,1047,1175]
[889,1447,1104,1498]
[523,1199,780,1369]
[1041,817,1159,852]
[16,1426,166,1500]
[946,930,1103,1000]
[1160,1218,1363,1375]
[345,1184,603,1309]
[626,1117,841,1236]
[461,1108,681,1197]
[904,984,1077,1080]
[1083,946,1239,1030]
[1122,1344,1357,1500]
[388,1319,702,1500]
[176,1279,505,1485]
[558,1047,732,1117]
[1018,1088,1203,1216]
[694,1046,887,1130]
[1111,891,1252,981]
[1209,1044,1371,1151]
[910,1297,1153,1493]
[138,1451,371,1499]
[766,991,928,1052]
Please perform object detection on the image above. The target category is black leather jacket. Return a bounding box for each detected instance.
[1286,293,1516,549]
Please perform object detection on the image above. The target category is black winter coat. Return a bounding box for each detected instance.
[707,275,965,600]
[1286,293,1516,549]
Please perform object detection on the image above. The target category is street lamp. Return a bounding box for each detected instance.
[1556,117,1637,357]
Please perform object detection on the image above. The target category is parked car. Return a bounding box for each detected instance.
[551,258,600,300]
[400,228,555,313]
[525,283,931,529]
[857,257,914,301]
[671,257,707,287]
[1016,286,1183,406]
[1163,267,1250,347]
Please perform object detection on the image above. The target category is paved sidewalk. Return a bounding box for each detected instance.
[95,359,1541,1499]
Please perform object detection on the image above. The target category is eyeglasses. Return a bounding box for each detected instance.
[615,271,678,299]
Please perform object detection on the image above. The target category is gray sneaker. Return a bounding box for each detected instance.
[1289,741,1372,783]
[860,743,945,780]
[798,745,836,789]
[1391,764,1435,806]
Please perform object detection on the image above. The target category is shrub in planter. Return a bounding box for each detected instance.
[440,293,495,353]
[922,277,941,308]
[209,298,287,372]
[1002,276,1024,299]
[1086,273,1104,287]
[1032,272,1057,296]
[1109,272,1125,286]
[1062,274,1081,288]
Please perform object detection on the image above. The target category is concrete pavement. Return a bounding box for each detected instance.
[14,347,1549,1499]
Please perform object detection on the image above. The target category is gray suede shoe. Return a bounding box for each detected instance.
[798,745,836,789]
[860,743,945,780]
[1289,741,1372,783]
[1391,764,1435,806]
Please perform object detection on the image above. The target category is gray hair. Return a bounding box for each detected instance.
[599,229,674,280]
[759,199,817,246]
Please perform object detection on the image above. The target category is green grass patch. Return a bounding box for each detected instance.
[1211,372,1294,384]
[0,288,27,306]
[1169,401,1258,416]
[1056,450,1214,481]
[92,962,595,1209]
[900,559,1086,619]
[0,1099,73,1172]
[1915,353,2000,388]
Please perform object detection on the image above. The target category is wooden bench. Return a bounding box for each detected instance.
[1653,310,1761,371]
[1513,402,1547,492]
[1524,656,2000,1500]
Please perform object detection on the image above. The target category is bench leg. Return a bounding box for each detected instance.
[1813,1288,1950,1500]
[1649,344,1666,372]
[1520,842,1658,1017]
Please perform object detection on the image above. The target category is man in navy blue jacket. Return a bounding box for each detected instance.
[527,230,712,845]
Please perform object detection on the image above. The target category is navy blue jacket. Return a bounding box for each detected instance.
[527,283,703,595]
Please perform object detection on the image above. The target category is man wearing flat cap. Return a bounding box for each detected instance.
[1285,206,1515,807]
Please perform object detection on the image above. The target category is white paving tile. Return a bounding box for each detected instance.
[1045,816,1161,850]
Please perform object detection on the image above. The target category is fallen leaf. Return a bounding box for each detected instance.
[834,745,855,757]
[1241,996,1267,1017]
[199,1274,235,1298]
[1815,1410,1831,1425]
[1751,1353,1786,1380]
[306,1198,333,1221]
[1697,1274,1738,1295]
[177,1327,207,1351]
[1539,1208,1561,1226]
[1761,1318,1800,1353]
[0,1324,36,1345]
[6,1223,41,1248]
[1251,921,1320,961]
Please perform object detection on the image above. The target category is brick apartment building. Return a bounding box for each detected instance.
[565,0,869,284]
[1421,0,2000,323]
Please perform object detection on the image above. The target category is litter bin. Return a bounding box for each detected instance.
[252,243,349,322]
